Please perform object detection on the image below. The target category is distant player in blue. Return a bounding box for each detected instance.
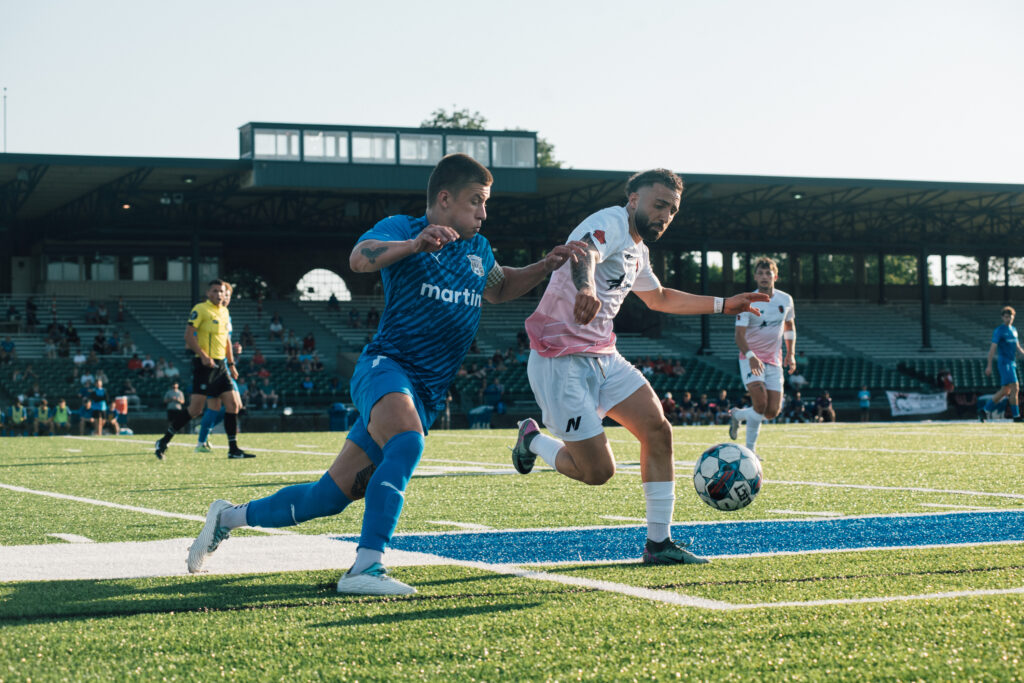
[979,306,1024,423]
[186,153,585,594]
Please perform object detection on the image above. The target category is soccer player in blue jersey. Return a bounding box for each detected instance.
[186,153,586,594]
[979,305,1024,422]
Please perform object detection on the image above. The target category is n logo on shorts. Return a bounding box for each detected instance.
[566,415,582,432]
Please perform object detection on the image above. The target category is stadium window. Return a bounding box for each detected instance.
[492,136,535,168]
[46,256,81,281]
[253,128,300,160]
[88,256,117,282]
[295,269,352,302]
[132,257,151,281]
[167,257,189,282]
[198,258,220,284]
[446,134,489,165]
[399,133,443,166]
[303,130,349,163]
[351,132,397,164]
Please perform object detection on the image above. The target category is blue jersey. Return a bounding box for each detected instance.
[357,215,495,409]
[991,324,1019,363]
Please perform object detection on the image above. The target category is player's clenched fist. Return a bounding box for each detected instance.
[574,286,602,325]
[724,292,771,316]
[414,225,459,253]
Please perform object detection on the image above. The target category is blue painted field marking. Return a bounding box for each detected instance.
[337,510,1024,564]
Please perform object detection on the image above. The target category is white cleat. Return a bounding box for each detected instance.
[728,410,740,441]
[336,562,416,595]
[187,499,233,573]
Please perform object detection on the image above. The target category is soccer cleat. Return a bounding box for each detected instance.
[187,499,233,573]
[194,442,212,453]
[1014,416,1024,423]
[227,449,255,459]
[642,538,709,565]
[510,418,540,474]
[977,409,987,423]
[155,439,167,460]
[728,410,740,440]
[336,562,416,595]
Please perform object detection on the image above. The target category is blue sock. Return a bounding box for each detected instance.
[358,431,424,552]
[245,472,352,527]
[1014,405,1021,418]
[197,408,219,444]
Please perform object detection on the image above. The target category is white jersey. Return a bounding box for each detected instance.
[526,206,660,358]
[735,288,795,366]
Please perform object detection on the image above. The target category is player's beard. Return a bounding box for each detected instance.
[634,208,666,243]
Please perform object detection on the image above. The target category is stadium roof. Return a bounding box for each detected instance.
[2,149,1023,256]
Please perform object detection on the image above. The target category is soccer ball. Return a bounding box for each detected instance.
[693,443,763,511]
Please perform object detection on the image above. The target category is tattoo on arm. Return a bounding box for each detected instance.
[571,234,598,290]
[350,463,377,499]
[361,245,388,264]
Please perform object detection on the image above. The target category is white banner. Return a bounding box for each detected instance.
[886,391,948,417]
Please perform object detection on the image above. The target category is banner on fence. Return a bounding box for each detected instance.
[886,391,948,416]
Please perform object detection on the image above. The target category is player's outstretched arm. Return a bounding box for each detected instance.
[483,241,588,304]
[634,288,769,316]
[349,225,459,273]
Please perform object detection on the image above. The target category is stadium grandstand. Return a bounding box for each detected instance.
[2,121,1023,429]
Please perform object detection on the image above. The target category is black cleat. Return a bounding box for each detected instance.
[227,449,255,459]
[155,439,167,460]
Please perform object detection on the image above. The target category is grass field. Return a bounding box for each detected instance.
[2,422,1023,681]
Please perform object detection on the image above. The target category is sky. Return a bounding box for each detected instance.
[1,0,1023,185]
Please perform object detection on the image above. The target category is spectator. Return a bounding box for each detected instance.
[327,293,340,312]
[65,322,80,345]
[694,393,713,425]
[95,368,109,386]
[92,332,107,355]
[163,382,185,421]
[86,350,99,366]
[302,332,316,352]
[22,364,39,384]
[72,348,86,366]
[252,348,267,366]
[164,362,181,380]
[155,357,168,378]
[787,391,810,423]
[25,382,44,408]
[116,296,125,323]
[76,398,96,435]
[49,296,58,323]
[671,359,686,377]
[788,350,809,391]
[0,336,16,364]
[366,306,380,328]
[127,354,143,373]
[53,398,72,435]
[34,398,54,436]
[301,375,315,395]
[713,389,733,425]
[815,390,836,422]
[120,331,137,357]
[7,397,30,436]
[140,355,156,377]
[660,392,676,418]
[80,369,96,386]
[258,377,279,409]
[348,308,361,328]
[283,331,300,354]
[240,325,255,349]
[25,297,39,331]
[327,376,343,395]
[4,304,19,323]
[96,302,109,325]
[44,338,57,359]
[677,391,697,425]
[121,377,141,407]
[106,329,121,355]
[84,301,98,324]
[311,352,324,373]
[57,338,70,358]
[286,349,301,372]
[858,385,871,422]
[268,314,284,340]
[482,376,506,414]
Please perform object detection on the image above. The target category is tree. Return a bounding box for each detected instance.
[421,107,563,168]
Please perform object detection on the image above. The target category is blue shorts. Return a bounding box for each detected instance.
[997,361,1018,386]
[349,354,438,437]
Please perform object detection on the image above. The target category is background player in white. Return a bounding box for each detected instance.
[511,169,768,565]
[728,256,796,456]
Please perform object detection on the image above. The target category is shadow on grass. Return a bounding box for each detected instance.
[317,599,543,627]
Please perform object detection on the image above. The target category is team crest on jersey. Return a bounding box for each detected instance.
[467,255,484,277]
[592,230,606,245]
[779,305,784,313]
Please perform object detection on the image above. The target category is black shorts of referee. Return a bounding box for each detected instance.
[191,357,234,398]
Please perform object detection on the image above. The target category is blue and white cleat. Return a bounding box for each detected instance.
[336,563,416,595]
[187,499,233,573]
[728,410,740,441]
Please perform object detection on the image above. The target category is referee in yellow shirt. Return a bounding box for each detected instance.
[155,279,253,460]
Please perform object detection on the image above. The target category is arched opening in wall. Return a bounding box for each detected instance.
[295,269,352,302]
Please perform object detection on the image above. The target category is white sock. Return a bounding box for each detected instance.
[349,548,383,575]
[530,432,564,469]
[746,411,764,452]
[733,407,751,423]
[220,503,248,529]
[643,481,675,543]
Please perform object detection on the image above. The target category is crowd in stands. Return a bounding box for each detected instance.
[657,387,837,426]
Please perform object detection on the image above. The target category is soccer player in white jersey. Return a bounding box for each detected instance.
[511,169,769,565]
[728,256,796,456]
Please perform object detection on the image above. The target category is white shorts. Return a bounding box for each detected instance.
[527,350,648,441]
[738,358,784,393]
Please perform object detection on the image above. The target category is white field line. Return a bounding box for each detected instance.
[426,521,493,530]
[918,503,997,510]
[667,439,1023,458]
[772,480,1024,500]
[47,534,94,543]
[768,509,843,517]
[600,516,646,522]
[724,585,1024,610]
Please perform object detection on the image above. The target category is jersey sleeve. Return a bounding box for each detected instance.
[356,215,412,244]
[785,294,796,322]
[567,212,626,264]
[735,311,750,328]
[188,304,206,328]
[992,328,1001,344]
[632,257,661,292]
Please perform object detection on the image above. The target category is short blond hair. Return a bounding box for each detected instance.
[753,256,778,275]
